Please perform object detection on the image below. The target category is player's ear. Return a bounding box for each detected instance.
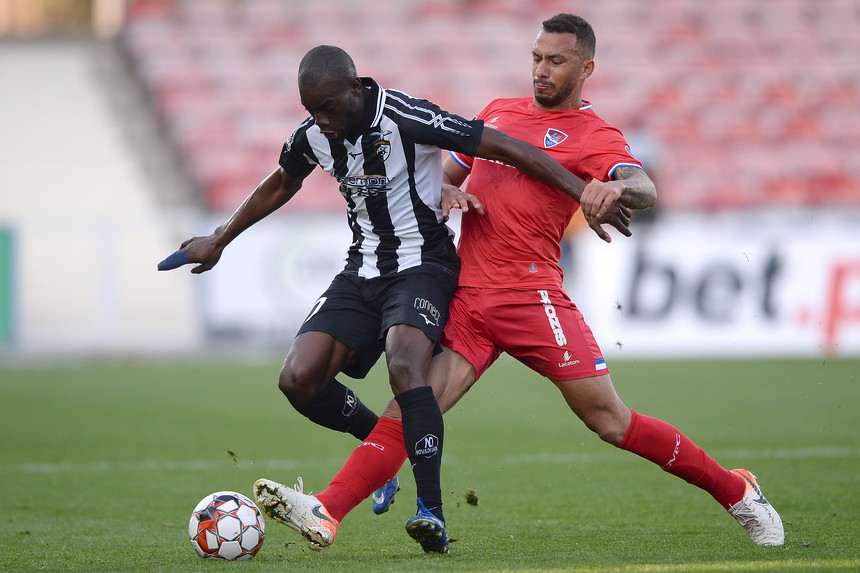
[581,58,595,80]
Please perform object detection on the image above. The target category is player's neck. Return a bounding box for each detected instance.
[534,97,583,112]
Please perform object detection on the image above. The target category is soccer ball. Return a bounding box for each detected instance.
[188,491,265,560]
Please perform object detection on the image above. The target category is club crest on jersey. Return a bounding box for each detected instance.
[374,140,391,162]
[544,128,568,148]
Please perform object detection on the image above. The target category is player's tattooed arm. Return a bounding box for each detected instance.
[612,165,657,210]
[579,165,655,242]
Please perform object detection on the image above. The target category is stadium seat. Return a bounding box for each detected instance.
[123,0,860,212]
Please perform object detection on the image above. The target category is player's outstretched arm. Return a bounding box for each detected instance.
[175,167,303,274]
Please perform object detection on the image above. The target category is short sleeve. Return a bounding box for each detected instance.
[384,91,484,156]
[448,149,475,171]
[443,100,501,170]
[578,125,643,181]
[278,121,317,179]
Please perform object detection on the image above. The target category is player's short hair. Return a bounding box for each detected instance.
[541,13,596,59]
[298,45,357,90]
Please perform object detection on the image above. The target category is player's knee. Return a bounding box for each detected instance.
[386,356,422,394]
[278,360,322,408]
[584,411,629,446]
[594,422,627,446]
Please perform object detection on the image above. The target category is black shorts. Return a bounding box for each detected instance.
[297,264,459,379]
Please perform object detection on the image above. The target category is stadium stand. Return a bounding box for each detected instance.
[0,37,200,354]
[122,0,860,212]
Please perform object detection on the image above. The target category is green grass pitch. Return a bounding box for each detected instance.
[1,357,858,571]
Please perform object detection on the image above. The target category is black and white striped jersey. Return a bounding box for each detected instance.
[280,77,484,279]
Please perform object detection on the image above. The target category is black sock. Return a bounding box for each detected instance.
[396,385,445,522]
[297,380,378,440]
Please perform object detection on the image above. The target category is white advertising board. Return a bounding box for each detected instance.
[572,210,860,359]
[198,214,352,348]
[201,209,860,358]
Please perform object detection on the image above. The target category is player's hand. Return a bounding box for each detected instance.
[441,184,485,218]
[179,232,225,274]
[580,179,623,219]
[580,179,632,243]
[584,204,632,243]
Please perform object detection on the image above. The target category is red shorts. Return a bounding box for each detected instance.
[441,286,607,381]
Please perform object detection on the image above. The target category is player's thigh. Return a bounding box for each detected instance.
[552,374,628,419]
[283,330,357,384]
[297,273,384,379]
[385,287,495,418]
[552,374,631,444]
[430,346,477,414]
[381,346,477,419]
[384,323,436,393]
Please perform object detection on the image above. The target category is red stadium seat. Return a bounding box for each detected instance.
[123,0,860,212]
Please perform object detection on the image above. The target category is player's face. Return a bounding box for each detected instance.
[532,30,593,110]
[301,76,364,140]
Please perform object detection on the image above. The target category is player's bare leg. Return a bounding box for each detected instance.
[552,374,784,545]
[552,373,630,444]
[382,346,478,420]
[278,331,357,409]
[278,331,379,440]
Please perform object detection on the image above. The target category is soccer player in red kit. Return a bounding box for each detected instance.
[255,13,784,552]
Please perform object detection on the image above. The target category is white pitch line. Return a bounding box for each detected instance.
[0,457,345,476]
[0,446,856,476]
[529,558,860,572]
[499,445,860,466]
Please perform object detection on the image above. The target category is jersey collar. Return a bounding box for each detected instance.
[530,99,594,112]
[359,77,385,129]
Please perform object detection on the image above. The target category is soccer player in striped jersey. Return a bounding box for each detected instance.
[176,44,629,554]
[255,15,784,553]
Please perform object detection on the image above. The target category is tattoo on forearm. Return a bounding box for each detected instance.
[613,166,657,209]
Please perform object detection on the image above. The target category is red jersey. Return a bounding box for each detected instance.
[450,98,642,289]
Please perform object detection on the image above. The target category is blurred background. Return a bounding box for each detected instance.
[1,0,858,362]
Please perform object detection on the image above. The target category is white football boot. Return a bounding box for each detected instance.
[728,469,784,546]
[253,477,338,550]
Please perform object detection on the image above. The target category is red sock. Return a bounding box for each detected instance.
[315,417,407,522]
[618,410,745,510]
